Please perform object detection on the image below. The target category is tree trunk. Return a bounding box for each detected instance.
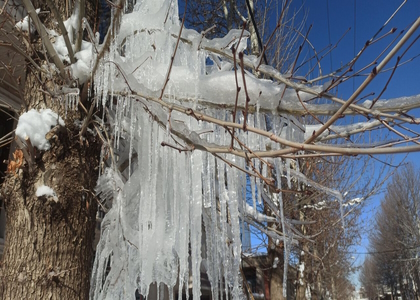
[0,1,99,299]
[295,211,308,300]
[265,158,285,300]
[331,275,336,300]
[0,74,100,299]
[267,223,285,300]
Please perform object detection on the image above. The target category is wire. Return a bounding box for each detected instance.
[244,0,268,65]
[345,244,420,255]
[326,0,333,73]
[353,0,357,92]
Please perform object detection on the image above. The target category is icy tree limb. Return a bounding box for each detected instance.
[305,17,420,144]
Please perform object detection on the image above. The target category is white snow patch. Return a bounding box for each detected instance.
[305,285,312,299]
[16,109,64,151]
[36,185,58,202]
[245,203,276,222]
[71,41,95,83]
[15,8,40,33]
[304,200,327,210]
[47,11,95,83]
[272,257,279,268]
[343,197,362,207]
[299,262,305,285]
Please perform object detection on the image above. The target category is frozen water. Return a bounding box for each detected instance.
[88,0,348,299]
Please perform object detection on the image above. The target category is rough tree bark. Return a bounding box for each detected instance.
[0,0,99,299]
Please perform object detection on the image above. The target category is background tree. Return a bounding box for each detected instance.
[362,164,420,300]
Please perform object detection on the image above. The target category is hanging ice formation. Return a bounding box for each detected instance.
[89,0,344,299]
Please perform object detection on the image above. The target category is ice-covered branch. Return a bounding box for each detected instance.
[88,1,420,299]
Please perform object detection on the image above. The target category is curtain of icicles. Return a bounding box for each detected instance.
[89,0,332,299]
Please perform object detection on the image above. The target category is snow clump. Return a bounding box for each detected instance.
[15,8,40,33]
[36,185,58,202]
[15,109,64,151]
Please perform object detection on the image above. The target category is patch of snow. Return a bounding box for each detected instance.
[15,8,40,33]
[252,293,265,300]
[47,11,95,84]
[273,257,279,268]
[245,202,276,222]
[36,185,58,202]
[299,262,305,285]
[304,200,327,210]
[15,109,64,151]
[305,285,312,299]
[71,41,95,83]
[343,197,362,207]
[299,262,305,275]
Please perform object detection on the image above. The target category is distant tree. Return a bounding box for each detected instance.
[362,164,420,300]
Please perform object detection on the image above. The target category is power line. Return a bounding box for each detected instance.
[345,244,420,255]
[244,0,268,65]
[326,0,333,73]
[353,0,357,92]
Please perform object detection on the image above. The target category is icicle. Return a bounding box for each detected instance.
[190,151,202,300]
[250,173,257,218]
[286,158,291,189]
[255,159,262,205]
[202,152,211,208]
[282,227,292,298]
[89,0,317,298]
[217,160,230,298]
[166,109,171,134]
[128,99,135,177]
[226,159,243,299]
[338,193,345,232]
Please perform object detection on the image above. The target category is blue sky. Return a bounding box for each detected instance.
[291,0,420,96]
[290,0,420,288]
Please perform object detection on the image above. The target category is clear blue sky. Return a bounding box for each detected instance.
[290,0,420,288]
[290,0,420,97]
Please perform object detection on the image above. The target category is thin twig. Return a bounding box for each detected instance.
[46,0,75,63]
[161,141,192,153]
[371,33,420,108]
[75,0,85,53]
[305,17,420,145]
[256,0,290,71]
[22,0,68,81]
[230,21,247,149]
[159,0,188,100]
[239,52,250,131]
